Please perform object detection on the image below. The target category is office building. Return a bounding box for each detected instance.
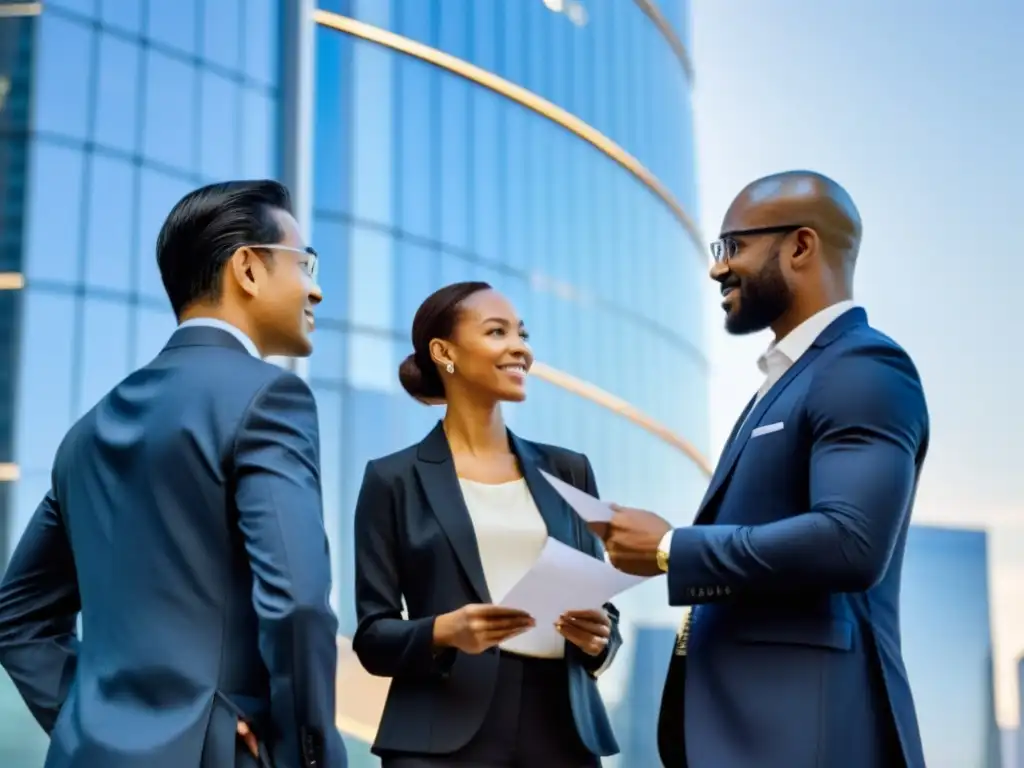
[0,0,704,763]
[901,525,1001,768]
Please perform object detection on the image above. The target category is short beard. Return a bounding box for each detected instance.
[725,247,792,335]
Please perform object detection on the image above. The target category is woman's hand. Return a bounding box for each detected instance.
[434,604,535,654]
[556,608,611,656]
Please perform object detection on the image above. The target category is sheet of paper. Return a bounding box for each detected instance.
[498,537,646,647]
[539,469,614,523]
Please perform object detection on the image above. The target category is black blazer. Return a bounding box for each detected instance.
[352,422,622,757]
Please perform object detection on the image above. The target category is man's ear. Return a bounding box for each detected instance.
[789,227,820,271]
[227,246,264,299]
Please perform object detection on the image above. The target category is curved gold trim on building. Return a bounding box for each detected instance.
[0,273,25,291]
[531,362,712,477]
[631,0,695,82]
[0,3,41,18]
[313,10,705,253]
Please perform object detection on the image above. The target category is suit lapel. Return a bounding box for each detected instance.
[694,308,867,524]
[510,433,575,547]
[414,423,492,603]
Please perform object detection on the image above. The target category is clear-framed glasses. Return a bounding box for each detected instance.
[709,224,806,264]
[243,243,319,282]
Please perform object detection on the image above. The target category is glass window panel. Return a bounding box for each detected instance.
[14,290,75,474]
[347,227,391,331]
[78,299,131,416]
[471,0,498,71]
[46,0,97,17]
[347,332,396,394]
[310,216,348,322]
[134,304,176,367]
[351,40,392,224]
[470,90,499,257]
[24,142,84,282]
[352,0,389,28]
[99,0,143,35]
[93,33,140,154]
[199,71,239,181]
[312,27,348,216]
[202,0,242,72]
[438,76,469,252]
[240,87,277,179]
[143,50,196,171]
[396,58,433,238]
[395,0,431,40]
[308,328,345,383]
[394,242,440,334]
[34,13,93,142]
[242,0,280,87]
[85,153,134,292]
[136,170,196,301]
[310,386,343,616]
[147,0,197,55]
[437,0,469,58]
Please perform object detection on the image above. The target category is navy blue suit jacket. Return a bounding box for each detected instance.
[0,326,347,768]
[661,308,928,768]
[352,423,621,758]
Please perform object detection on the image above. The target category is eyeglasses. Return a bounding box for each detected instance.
[243,243,319,282]
[709,225,807,264]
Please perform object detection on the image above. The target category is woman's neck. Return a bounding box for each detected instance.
[443,401,508,457]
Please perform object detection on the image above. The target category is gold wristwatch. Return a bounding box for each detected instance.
[656,545,670,573]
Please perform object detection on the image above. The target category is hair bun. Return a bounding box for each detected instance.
[398,352,445,402]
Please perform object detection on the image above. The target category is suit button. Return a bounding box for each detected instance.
[724,586,731,595]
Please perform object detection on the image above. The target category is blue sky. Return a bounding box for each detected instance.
[689,0,1024,726]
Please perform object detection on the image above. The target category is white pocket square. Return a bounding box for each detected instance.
[751,421,784,437]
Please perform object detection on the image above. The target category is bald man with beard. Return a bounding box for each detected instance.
[598,171,928,768]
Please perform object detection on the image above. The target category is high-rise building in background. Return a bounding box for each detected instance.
[901,525,1001,768]
[0,0,705,764]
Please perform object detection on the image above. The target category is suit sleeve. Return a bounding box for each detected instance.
[234,372,343,768]
[666,348,928,605]
[0,489,80,733]
[571,455,622,676]
[351,461,456,679]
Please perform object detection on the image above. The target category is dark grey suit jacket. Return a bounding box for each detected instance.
[0,325,347,768]
[353,422,621,759]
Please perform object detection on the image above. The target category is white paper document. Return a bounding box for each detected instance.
[539,469,614,523]
[498,537,647,647]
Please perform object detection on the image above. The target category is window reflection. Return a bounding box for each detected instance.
[201,0,243,72]
[93,33,140,154]
[14,290,75,474]
[33,13,92,142]
[143,50,196,171]
[147,0,198,56]
[24,142,84,282]
[134,305,176,367]
[242,0,281,87]
[347,227,392,331]
[98,0,143,35]
[85,153,135,292]
[240,88,277,179]
[310,216,349,322]
[199,72,240,181]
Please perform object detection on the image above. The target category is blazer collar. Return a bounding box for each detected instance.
[162,325,254,356]
[414,422,577,603]
[694,307,866,524]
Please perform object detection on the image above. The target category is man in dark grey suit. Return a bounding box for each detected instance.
[0,180,347,768]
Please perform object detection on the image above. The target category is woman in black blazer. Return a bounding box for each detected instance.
[352,281,621,767]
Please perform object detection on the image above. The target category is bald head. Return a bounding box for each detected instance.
[722,170,862,268]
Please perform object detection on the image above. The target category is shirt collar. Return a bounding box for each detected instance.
[177,318,261,358]
[757,300,857,375]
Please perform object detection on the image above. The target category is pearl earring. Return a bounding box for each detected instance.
[445,362,454,374]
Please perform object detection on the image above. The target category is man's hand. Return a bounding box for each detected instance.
[596,505,673,577]
[433,604,535,654]
[556,608,611,656]
[237,720,259,759]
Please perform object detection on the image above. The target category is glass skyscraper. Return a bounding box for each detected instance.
[901,525,1002,768]
[0,0,705,763]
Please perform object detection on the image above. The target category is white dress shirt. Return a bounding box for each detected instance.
[177,317,261,358]
[658,300,859,562]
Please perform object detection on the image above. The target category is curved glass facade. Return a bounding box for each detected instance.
[311,2,706,762]
[0,1,706,765]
